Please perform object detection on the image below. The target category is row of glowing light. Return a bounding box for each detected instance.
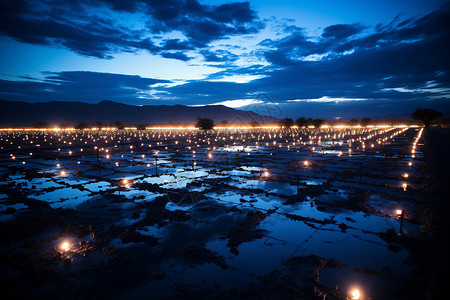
[8,127,418,210]
[0,126,414,143]
[0,129,414,152]
[3,128,409,154]
[39,128,414,191]
[400,128,423,192]
[410,127,423,158]
[8,127,412,171]
[0,125,418,132]
[0,127,410,145]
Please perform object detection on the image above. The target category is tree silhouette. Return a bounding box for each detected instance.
[249,120,259,128]
[348,118,358,126]
[296,117,307,127]
[412,108,442,128]
[136,124,147,130]
[280,118,294,128]
[360,118,372,127]
[115,121,125,130]
[311,119,324,128]
[196,118,215,130]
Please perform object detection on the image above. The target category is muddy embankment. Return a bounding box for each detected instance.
[403,128,450,299]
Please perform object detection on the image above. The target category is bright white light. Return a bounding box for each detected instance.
[352,289,360,299]
[61,242,70,251]
[208,99,264,108]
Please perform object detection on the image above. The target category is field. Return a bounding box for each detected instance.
[0,127,427,299]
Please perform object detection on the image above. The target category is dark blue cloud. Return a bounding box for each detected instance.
[0,71,169,104]
[322,24,365,39]
[160,51,191,61]
[262,3,450,66]
[161,39,194,50]
[0,0,263,59]
[150,4,450,116]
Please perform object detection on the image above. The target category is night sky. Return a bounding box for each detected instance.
[1,0,449,118]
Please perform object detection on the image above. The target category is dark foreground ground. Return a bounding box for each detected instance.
[403,128,450,299]
[0,127,448,299]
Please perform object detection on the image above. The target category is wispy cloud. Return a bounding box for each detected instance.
[288,96,370,103]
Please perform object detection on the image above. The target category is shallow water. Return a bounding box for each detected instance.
[0,127,424,299]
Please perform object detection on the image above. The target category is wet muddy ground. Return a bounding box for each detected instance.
[0,127,435,299]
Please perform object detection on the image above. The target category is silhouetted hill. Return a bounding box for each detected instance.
[0,99,279,127]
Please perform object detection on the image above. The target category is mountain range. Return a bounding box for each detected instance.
[0,99,278,127]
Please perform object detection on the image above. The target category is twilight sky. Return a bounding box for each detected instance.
[1,0,449,119]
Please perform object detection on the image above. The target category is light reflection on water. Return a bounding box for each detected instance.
[0,127,424,298]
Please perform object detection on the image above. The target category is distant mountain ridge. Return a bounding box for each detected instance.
[0,99,279,127]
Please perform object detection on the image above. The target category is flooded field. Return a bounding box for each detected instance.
[0,126,424,299]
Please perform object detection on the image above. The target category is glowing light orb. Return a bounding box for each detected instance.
[122,179,128,185]
[396,209,403,215]
[304,161,309,166]
[60,171,66,176]
[61,242,70,251]
[352,289,360,299]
